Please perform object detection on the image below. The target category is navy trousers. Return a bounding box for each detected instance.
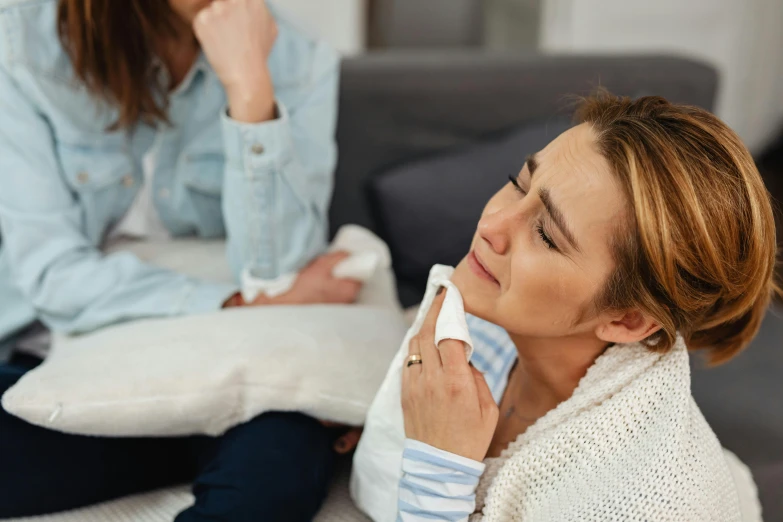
[0,354,339,521]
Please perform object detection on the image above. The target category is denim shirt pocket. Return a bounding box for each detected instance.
[179,150,226,238]
[57,142,137,243]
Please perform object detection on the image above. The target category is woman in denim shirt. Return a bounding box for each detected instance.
[0,0,360,519]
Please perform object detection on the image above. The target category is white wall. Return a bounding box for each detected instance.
[274,0,367,55]
[540,0,783,152]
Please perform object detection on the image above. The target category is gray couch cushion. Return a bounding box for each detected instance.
[370,118,572,306]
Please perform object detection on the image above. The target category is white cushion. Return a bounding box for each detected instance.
[2,305,407,436]
[2,230,407,436]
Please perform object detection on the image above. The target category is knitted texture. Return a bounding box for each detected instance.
[354,265,757,521]
[470,338,745,522]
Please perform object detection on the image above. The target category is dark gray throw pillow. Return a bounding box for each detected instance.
[370,118,573,305]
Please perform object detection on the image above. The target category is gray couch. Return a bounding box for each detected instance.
[333,51,782,520]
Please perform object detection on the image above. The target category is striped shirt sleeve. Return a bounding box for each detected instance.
[397,439,486,522]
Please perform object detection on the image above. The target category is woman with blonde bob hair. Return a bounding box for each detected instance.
[352,91,780,522]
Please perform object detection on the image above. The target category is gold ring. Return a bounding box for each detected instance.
[406,354,423,367]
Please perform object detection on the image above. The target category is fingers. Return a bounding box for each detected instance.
[316,251,352,271]
[420,288,447,334]
[221,292,245,309]
[403,336,422,382]
[405,337,427,374]
[439,339,470,374]
[471,365,499,422]
[422,287,468,374]
[407,306,446,373]
[210,0,226,15]
[414,287,447,370]
[334,428,363,454]
[420,330,442,372]
[311,252,363,304]
[407,334,420,357]
[402,338,415,402]
[330,279,362,304]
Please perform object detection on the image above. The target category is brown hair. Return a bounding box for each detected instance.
[57,0,179,129]
[577,91,780,364]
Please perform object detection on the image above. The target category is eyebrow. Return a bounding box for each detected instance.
[538,187,581,253]
[526,153,539,178]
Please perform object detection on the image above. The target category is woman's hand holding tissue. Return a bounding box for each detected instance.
[278,252,363,305]
[401,291,499,462]
[223,252,362,308]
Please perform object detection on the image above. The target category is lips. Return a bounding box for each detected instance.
[468,250,499,285]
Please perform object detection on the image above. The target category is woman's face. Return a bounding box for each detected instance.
[451,123,631,342]
[169,0,213,24]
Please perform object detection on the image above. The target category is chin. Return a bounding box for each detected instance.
[450,259,496,321]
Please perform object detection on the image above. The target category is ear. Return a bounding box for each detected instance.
[595,310,660,345]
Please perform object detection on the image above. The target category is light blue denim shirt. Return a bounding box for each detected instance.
[0,0,339,340]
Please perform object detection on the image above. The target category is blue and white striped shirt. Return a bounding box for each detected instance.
[397,314,518,522]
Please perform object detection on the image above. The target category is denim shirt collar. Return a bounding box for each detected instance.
[153,51,211,98]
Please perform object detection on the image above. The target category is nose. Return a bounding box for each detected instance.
[478,204,515,255]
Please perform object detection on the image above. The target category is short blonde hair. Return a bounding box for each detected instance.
[577,91,779,364]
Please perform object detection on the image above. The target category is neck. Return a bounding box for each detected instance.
[506,333,609,412]
[169,13,196,45]
[155,22,199,90]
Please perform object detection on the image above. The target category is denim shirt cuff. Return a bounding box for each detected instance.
[180,281,238,315]
[221,100,293,175]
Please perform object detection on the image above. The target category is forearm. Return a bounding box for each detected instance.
[220,105,328,284]
[9,241,235,334]
[220,43,339,287]
[398,439,485,522]
[225,67,276,124]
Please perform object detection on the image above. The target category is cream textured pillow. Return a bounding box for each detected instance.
[2,227,408,436]
[2,305,407,436]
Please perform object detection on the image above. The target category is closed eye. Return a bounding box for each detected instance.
[508,175,527,195]
[509,175,558,250]
[536,223,558,250]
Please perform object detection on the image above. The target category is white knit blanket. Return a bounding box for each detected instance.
[469,338,760,522]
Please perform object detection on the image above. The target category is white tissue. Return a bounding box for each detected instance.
[329,224,391,280]
[430,278,474,360]
[240,225,392,303]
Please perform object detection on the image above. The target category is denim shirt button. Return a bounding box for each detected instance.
[76,172,89,184]
[122,174,134,187]
[250,143,265,155]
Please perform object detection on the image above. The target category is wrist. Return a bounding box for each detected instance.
[248,291,295,306]
[263,289,298,306]
[225,71,276,123]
